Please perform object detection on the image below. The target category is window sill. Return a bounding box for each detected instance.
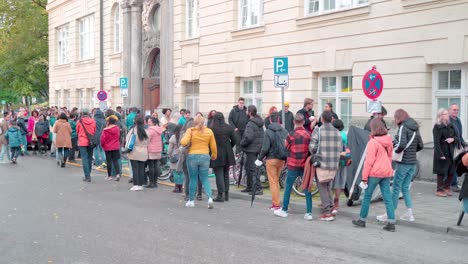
[54,63,71,69]
[75,58,97,65]
[297,5,370,27]
[110,53,122,59]
[180,37,200,46]
[231,25,265,38]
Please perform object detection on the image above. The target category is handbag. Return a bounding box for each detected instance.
[392,125,416,162]
[310,127,322,167]
[80,119,98,148]
[125,128,136,152]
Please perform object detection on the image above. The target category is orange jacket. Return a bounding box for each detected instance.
[362,135,394,181]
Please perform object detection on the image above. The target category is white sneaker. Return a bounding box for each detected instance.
[400,211,415,222]
[274,209,288,218]
[185,200,195,208]
[136,186,144,191]
[130,186,138,191]
[376,214,388,222]
[304,213,313,221]
[208,198,214,209]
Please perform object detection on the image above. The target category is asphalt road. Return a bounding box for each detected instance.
[0,156,467,264]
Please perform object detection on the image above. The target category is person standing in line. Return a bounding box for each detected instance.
[279,101,294,133]
[256,111,288,210]
[364,106,388,131]
[127,116,151,191]
[5,120,22,164]
[93,109,107,168]
[76,109,97,182]
[206,110,216,128]
[53,113,72,168]
[49,109,57,158]
[125,107,137,130]
[317,103,339,127]
[17,110,29,156]
[331,119,347,214]
[377,109,423,223]
[68,113,78,161]
[448,103,466,192]
[309,111,342,221]
[352,118,396,232]
[181,115,218,209]
[0,111,11,161]
[432,108,458,197]
[240,105,265,195]
[27,110,40,155]
[147,117,163,188]
[34,115,50,155]
[297,98,317,133]
[210,112,237,202]
[160,108,173,130]
[274,114,313,220]
[101,115,122,181]
[228,97,249,153]
[177,109,187,126]
[169,125,184,193]
[181,118,203,200]
[264,106,281,128]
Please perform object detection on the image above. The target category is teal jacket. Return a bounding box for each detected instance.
[5,126,22,147]
[69,119,77,139]
[126,112,136,130]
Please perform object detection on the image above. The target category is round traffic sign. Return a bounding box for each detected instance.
[362,66,384,100]
[96,90,108,102]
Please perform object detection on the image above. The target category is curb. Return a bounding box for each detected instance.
[222,188,468,237]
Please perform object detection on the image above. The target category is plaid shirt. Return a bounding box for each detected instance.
[309,123,343,170]
[286,127,311,171]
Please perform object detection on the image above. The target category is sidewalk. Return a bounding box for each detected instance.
[65,157,468,237]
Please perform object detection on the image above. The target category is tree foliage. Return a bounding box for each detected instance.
[0,0,48,105]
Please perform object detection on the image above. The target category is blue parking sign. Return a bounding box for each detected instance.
[274,57,288,75]
[120,77,128,89]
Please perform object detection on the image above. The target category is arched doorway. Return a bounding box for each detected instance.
[143,48,161,113]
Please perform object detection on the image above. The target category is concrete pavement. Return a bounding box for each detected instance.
[0,156,467,264]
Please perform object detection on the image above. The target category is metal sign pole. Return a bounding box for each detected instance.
[281,87,285,129]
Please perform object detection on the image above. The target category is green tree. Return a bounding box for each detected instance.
[0,0,48,106]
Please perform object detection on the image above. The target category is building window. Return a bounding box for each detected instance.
[88,88,95,109]
[241,78,263,115]
[79,15,94,60]
[150,52,161,78]
[57,25,69,65]
[151,5,161,32]
[186,0,199,39]
[55,90,62,107]
[78,89,84,110]
[305,0,368,16]
[113,5,121,53]
[64,90,71,109]
[433,65,467,138]
[239,0,263,29]
[185,82,199,114]
[319,73,353,130]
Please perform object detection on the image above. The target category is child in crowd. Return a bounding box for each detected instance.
[5,120,23,164]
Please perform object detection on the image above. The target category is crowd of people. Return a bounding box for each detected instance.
[0,98,467,231]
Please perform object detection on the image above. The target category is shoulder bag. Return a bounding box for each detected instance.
[392,125,416,162]
[80,119,98,149]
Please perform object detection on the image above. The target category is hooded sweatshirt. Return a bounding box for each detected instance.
[77,116,96,147]
[258,122,289,160]
[240,115,264,153]
[5,126,22,147]
[394,118,424,164]
[100,125,121,151]
[362,135,394,181]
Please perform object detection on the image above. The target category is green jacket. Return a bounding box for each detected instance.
[5,126,22,147]
[69,119,77,138]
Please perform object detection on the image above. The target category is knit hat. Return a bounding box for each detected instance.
[284,101,290,107]
[462,153,468,167]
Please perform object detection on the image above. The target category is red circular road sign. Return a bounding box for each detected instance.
[362,66,384,100]
[97,90,108,101]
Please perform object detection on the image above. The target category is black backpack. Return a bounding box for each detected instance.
[272,129,288,160]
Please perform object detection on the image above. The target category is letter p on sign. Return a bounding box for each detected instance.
[274,57,288,75]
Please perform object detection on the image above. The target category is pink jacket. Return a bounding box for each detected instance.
[147,125,163,154]
[27,116,38,143]
[362,135,394,182]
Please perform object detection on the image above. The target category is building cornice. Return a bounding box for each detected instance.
[46,0,71,12]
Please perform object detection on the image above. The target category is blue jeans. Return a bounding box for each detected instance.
[360,177,395,223]
[186,154,212,201]
[392,163,415,210]
[0,144,10,161]
[464,198,468,214]
[79,146,94,179]
[57,148,70,161]
[282,169,312,214]
[94,145,106,166]
[10,147,21,160]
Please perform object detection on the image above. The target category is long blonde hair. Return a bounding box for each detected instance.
[435,108,449,126]
[193,114,205,133]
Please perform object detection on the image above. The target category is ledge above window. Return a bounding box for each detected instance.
[75,58,97,65]
[231,25,265,38]
[401,0,447,8]
[180,37,200,46]
[54,63,71,69]
[297,5,370,27]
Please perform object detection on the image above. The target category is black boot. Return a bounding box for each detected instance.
[214,193,224,202]
[61,157,67,168]
[352,219,366,228]
[145,180,155,188]
[383,223,396,232]
[224,192,229,202]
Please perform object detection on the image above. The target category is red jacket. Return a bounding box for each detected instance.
[76,117,96,147]
[100,125,120,151]
[362,135,394,182]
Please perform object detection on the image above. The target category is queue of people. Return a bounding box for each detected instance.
[2,98,468,230]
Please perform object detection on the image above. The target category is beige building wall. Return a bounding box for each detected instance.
[47,0,123,110]
[173,0,468,143]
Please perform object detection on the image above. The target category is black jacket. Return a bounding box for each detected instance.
[94,110,106,143]
[279,110,294,133]
[433,123,458,175]
[450,116,466,148]
[258,123,288,161]
[35,120,49,137]
[296,108,315,132]
[210,123,236,168]
[17,117,28,135]
[240,115,264,153]
[455,152,468,201]
[228,105,248,131]
[364,116,387,131]
[264,116,281,128]
[394,118,424,164]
